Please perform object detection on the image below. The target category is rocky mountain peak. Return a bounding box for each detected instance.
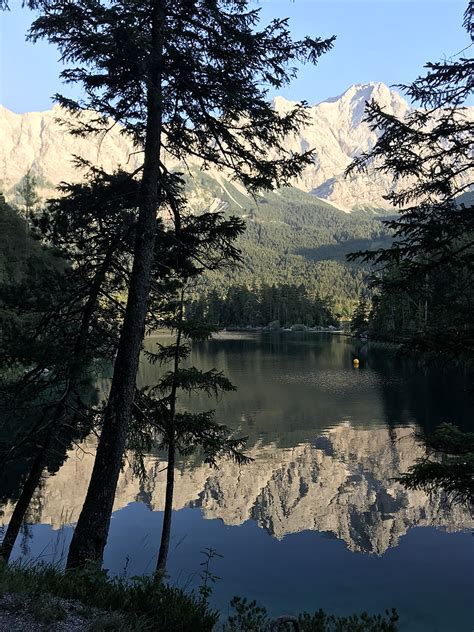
[323,81,409,126]
[1,83,471,212]
[272,95,300,113]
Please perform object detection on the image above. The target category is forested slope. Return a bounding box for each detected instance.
[186,175,391,316]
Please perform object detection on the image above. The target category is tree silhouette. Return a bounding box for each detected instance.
[347,2,473,358]
[22,0,334,567]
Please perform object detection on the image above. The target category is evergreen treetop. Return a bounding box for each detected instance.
[28,0,334,191]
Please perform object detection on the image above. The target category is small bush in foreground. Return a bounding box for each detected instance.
[0,561,217,631]
[223,596,399,631]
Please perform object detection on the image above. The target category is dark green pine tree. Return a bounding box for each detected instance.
[397,424,474,510]
[350,297,370,337]
[137,185,249,576]
[346,1,474,359]
[23,0,334,568]
[16,169,40,218]
[346,1,474,506]
[187,283,335,328]
[136,313,250,577]
[0,167,142,562]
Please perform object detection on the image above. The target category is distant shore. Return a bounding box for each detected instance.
[223,325,345,334]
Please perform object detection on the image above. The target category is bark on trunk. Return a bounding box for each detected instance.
[155,293,183,576]
[155,439,175,575]
[66,6,165,569]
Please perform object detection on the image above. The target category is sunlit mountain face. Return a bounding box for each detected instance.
[3,83,472,213]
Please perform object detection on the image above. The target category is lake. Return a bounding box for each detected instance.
[2,333,473,630]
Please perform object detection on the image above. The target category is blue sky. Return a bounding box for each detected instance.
[0,0,470,113]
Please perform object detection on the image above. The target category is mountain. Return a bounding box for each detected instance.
[8,82,473,314]
[185,179,391,316]
[2,82,473,212]
[2,424,472,554]
[0,82,425,212]
[270,82,410,211]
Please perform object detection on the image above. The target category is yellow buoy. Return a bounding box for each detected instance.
[353,358,360,368]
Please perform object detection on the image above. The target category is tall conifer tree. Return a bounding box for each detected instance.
[347,2,473,357]
[19,0,335,567]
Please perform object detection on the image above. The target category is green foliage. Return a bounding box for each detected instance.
[134,387,249,469]
[0,561,218,631]
[347,5,473,357]
[0,562,401,632]
[0,167,142,373]
[174,411,251,467]
[350,298,370,336]
[188,283,337,328]
[0,194,58,287]
[224,597,269,631]
[222,596,399,631]
[15,169,40,217]
[397,423,474,508]
[158,367,236,396]
[362,254,474,358]
[189,181,391,318]
[29,1,334,191]
[297,609,399,631]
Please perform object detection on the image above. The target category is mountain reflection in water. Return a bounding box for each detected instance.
[2,423,471,555]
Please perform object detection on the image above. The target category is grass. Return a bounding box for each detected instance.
[0,561,399,631]
[0,560,218,631]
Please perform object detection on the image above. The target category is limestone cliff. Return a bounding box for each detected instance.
[4,83,471,212]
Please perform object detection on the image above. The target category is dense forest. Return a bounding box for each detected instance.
[187,176,391,318]
[188,284,336,328]
[0,192,58,286]
[2,174,391,326]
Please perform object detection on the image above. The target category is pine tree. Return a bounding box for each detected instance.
[346,2,474,506]
[347,2,474,358]
[350,298,369,336]
[136,315,250,576]
[0,167,141,561]
[120,183,248,575]
[397,424,474,510]
[23,0,334,568]
[16,169,40,218]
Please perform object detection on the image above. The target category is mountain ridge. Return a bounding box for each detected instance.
[0,81,440,212]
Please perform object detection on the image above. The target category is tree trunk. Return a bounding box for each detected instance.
[0,433,51,562]
[155,438,175,575]
[66,5,165,569]
[0,248,114,562]
[155,292,184,576]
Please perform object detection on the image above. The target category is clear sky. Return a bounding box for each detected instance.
[0,0,470,113]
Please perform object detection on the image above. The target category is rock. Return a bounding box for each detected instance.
[3,83,471,212]
[2,424,472,554]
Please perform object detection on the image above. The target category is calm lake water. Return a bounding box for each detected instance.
[3,333,474,630]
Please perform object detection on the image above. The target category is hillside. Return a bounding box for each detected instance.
[1,84,410,314]
[184,175,391,315]
[0,195,61,287]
